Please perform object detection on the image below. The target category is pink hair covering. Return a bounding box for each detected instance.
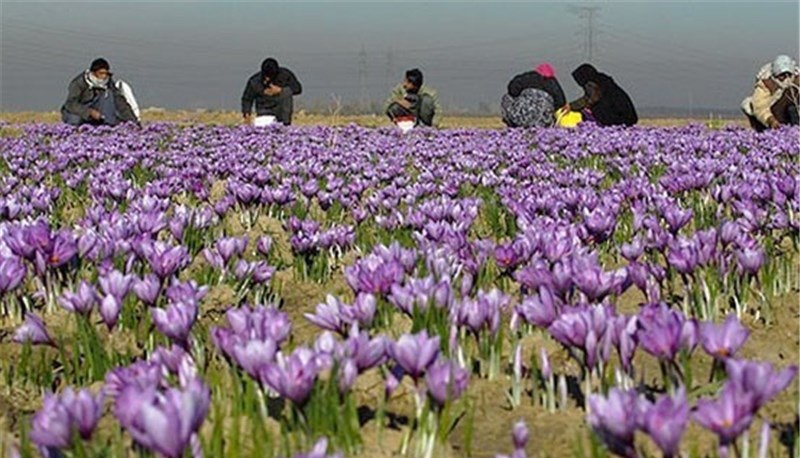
[535,63,556,78]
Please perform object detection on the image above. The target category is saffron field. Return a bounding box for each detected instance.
[0,122,797,457]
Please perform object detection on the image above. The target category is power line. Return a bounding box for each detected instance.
[570,5,601,62]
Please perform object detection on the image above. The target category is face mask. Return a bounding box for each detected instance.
[88,72,109,88]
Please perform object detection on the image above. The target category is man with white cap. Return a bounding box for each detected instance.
[741,55,799,131]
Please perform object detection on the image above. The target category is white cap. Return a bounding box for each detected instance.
[771,55,796,76]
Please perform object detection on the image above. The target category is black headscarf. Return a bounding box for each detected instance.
[571,63,638,126]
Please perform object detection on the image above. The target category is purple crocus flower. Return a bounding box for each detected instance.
[305,294,347,335]
[424,358,469,406]
[516,286,558,328]
[637,388,689,457]
[250,261,275,285]
[231,339,278,381]
[60,387,105,440]
[13,313,54,346]
[47,231,78,268]
[257,236,273,257]
[0,256,26,294]
[494,242,522,270]
[725,359,798,408]
[104,360,163,400]
[99,269,134,302]
[150,344,194,375]
[260,347,319,405]
[117,378,210,458]
[693,383,756,446]
[735,243,765,275]
[587,388,639,458]
[571,256,614,302]
[496,419,529,458]
[133,274,161,305]
[548,305,611,370]
[635,303,684,361]
[141,241,190,281]
[293,437,344,458]
[151,301,198,345]
[58,280,98,315]
[388,331,440,381]
[620,238,644,262]
[341,329,388,372]
[99,294,122,330]
[29,386,104,451]
[699,315,749,359]
[663,206,693,234]
[341,293,377,328]
[511,420,529,450]
[455,289,505,335]
[30,393,72,449]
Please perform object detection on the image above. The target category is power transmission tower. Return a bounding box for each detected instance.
[570,5,601,62]
[358,45,368,111]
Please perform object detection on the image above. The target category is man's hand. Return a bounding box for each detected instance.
[88,109,102,121]
[264,84,282,96]
[397,99,412,109]
[767,117,781,129]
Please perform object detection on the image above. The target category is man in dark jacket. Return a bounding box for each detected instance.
[61,58,139,127]
[242,58,303,125]
[568,63,638,127]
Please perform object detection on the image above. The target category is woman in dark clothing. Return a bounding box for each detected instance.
[502,63,566,127]
[569,63,638,126]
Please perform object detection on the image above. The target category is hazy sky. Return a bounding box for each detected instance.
[1,1,798,114]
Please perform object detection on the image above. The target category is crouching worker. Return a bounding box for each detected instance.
[61,58,140,127]
[569,63,637,127]
[502,63,565,128]
[741,55,799,131]
[386,68,437,129]
[242,58,303,126]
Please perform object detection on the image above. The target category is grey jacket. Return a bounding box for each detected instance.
[61,72,138,123]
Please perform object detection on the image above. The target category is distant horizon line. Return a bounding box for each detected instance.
[0,105,747,119]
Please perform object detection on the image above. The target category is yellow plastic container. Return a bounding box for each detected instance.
[556,108,582,128]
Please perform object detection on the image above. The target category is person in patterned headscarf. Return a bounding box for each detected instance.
[501,63,565,128]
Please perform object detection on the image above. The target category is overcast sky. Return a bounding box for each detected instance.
[1,1,798,114]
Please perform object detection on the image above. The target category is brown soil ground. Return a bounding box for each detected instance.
[0,110,747,129]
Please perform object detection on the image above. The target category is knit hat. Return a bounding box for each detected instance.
[771,55,796,76]
[90,58,110,72]
[535,63,556,78]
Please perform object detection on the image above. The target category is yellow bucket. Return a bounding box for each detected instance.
[556,108,582,128]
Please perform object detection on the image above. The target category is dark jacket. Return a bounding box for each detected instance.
[507,71,566,109]
[570,64,638,126]
[241,68,303,116]
[61,73,137,123]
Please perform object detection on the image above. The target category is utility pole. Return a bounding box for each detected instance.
[358,45,368,112]
[570,5,601,62]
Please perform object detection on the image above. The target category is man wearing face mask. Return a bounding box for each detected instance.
[741,55,799,131]
[241,57,303,126]
[61,58,140,127]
